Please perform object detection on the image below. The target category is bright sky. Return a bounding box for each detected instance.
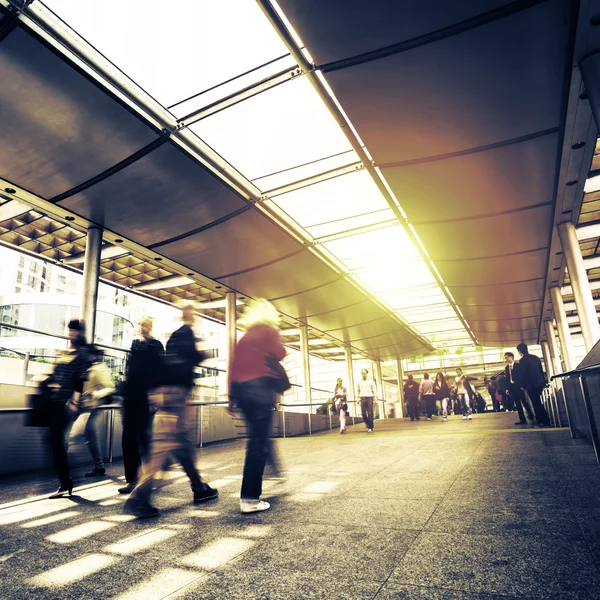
[42,0,472,351]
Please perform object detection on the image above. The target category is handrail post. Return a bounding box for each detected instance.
[200,404,204,448]
[282,399,286,439]
[577,375,600,464]
[108,408,114,463]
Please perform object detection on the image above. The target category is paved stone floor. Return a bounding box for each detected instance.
[1,412,600,599]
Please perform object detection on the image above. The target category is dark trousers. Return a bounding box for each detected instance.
[46,404,73,485]
[526,387,550,426]
[233,378,276,501]
[508,384,533,422]
[407,399,419,420]
[360,397,374,429]
[423,394,436,418]
[122,400,152,485]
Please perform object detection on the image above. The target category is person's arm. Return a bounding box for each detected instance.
[92,365,116,402]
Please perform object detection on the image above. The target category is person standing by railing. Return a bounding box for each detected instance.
[119,316,164,495]
[228,298,287,514]
[333,378,348,434]
[516,343,551,428]
[45,319,89,498]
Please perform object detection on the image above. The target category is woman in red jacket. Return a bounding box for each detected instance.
[229,299,286,514]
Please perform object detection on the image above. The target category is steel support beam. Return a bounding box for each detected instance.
[299,323,312,433]
[344,345,355,419]
[544,320,563,377]
[550,287,575,372]
[557,221,600,351]
[225,291,237,380]
[373,360,385,419]
[81,225,102,343]
[396,359,405,418]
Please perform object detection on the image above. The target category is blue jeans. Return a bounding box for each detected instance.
[231,378,276,501]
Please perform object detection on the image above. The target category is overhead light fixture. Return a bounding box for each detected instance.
[4,187,16,194]
[572,142,585,149]
[566,180,578,187]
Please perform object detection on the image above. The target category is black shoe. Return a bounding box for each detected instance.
[85,467,106,477]
[514,420,527,425]
[538,423,551,428]
[118,482,136,494]
[194,485,219,504]
[49,479,73,499]
[126,502,159,518]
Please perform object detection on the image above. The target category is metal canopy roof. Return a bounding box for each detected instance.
[0,0,589,360]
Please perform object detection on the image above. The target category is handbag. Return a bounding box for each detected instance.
[265,353,291,394]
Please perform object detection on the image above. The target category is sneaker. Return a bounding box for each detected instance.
[85,467,106,477]
[194,485,219,504]
[118,482,136,494]
[426,417,432,421]
[127,502,159,519]
[467,415,472,420]
[462,416,467,420]
[514,420,527,425]
[367,428,373,432]
[240,499,270,514]
[443,417,447,422]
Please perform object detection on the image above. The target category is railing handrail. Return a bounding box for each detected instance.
[551,363,600,380]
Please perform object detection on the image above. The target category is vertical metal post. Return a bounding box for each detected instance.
[374,360,385,419]
[281,400,286,438]
[200,405,204,448]
[225,292,236,375]
[577,375,600,464]
[550,384,562,427]
[557,221,600,351]
[22,351,30,385]
[299,323,312,435]
[344,345,355,425]
[108,409,114,463]
[550,287,574,372]
[81,226,103,343]
[395,359,405,418]
[544,320,563,377]
[541,342,556,427]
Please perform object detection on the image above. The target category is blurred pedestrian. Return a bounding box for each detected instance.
[228,299,288,514]
[434,372,450,422]
[44,319,89,498]
[454,368,473,420]
[333,378,348,434]
[419,373,436,420]
[119,317,164,494]
[124,304,218,518]
[357,368,377,432]
[517,343,551,427]
[404,375,420,421]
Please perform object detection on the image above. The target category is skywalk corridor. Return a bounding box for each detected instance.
[1,414,599,600]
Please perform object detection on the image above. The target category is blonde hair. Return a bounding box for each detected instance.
[238,298,280,329]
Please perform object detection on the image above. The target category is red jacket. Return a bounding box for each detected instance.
[229,324,286,390]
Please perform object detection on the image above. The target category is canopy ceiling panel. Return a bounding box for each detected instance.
[0,28,159,199]
[451,279,545,306]
[323,315,410,342]
[276,0,512,66]
[478,329,539,345]
[415,206,552,262]
[156,210,301,280]
[467,316,540,333]
[381,134,558,223]
[460,300,543,322]
[435,250,548,287]
[58,142,248,247]
[321,1,565,164]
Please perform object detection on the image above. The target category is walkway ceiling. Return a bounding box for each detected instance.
[0,0,586,360]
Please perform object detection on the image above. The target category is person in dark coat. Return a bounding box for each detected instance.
[45,319,89,498]
[124,304,217,518]
[119,317,164,494]
[404,375,420,421]
[516,343,551,427]
[504,352,534,425]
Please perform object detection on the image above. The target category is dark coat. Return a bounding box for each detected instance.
[164,325,207,387]
[125,337,164,400]
[517,353,547,389]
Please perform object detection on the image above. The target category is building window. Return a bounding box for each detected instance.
[40,282,46,292]
[18,256,24,268]
[15,286,21,293]
[16,271,22,283]
[58,275,66,285]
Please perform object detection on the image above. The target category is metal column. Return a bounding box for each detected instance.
[395,359,405,418]
[550,286,575,372]
[557,221,600,351]
[299,323,312,434]
[225,292,237,376]
[81,225,103,343]
[344,345,355,423]
[374,360,386,419]
[541,341,554,380]
[544,320,563,376]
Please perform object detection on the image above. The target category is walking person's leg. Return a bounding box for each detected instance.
[366,398,374,430]
[339,408,346,432]
[47,405,74,497]
[360,398,369,428]
[121,404,142,488]
[527,387,550,426]
[84,408,105,475]
[442,397,448,420]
